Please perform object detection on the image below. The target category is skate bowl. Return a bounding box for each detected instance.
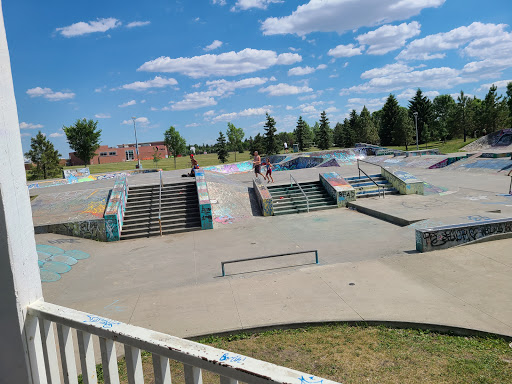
[462,129,512,151]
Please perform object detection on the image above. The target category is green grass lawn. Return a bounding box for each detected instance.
[80,324,512,384]
[387,138,477,154]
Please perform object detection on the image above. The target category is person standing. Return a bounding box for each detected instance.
[189,154,198,176]
[284,142,288,153]
[265,157,274,183]
[253,151,267,181]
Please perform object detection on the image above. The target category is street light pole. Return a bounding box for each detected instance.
[413,111,419,151]
[132,116,142,169]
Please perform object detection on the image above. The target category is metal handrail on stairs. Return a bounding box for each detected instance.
[357,158,385,198]
[158,170,163,236]
[290,174,309,212]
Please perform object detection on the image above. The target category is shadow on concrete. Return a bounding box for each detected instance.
[215,261,317,278]
[248,188,263,217]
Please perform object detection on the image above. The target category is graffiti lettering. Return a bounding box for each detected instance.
[219,352,247,364]
[83,315,120,329]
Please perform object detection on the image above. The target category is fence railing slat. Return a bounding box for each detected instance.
[220,376,238,384]
[184,364,203,384]
[56,324,78,384]
[125,345,144,384]
[26,314,48,384]
[153,354,172,384]
[100,337,120,384]
[40,319,61,384]
[77,330,97,384]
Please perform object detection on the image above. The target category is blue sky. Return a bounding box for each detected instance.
[4,0,512,156]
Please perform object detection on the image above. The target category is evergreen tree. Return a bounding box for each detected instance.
[25,131,62,180]
[408,89,433,144]
[346,109,359,147]
[303,121,314,149]
[359,106,379,144]
[393,107,415,150]
[507,82,512,118]
[312,122,321,146]
[216,131,229,163]
[251,133,265,155]
[317,111,332,150]
[333,122,346,148]
[263,113,279,155]
[63,118,101,165]
[481,85,510,133]
[294,116,307,151]
[380,94,399,146]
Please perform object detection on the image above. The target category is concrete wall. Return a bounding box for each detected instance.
[104,176,128,241]
[381,168,424,195]
[253,178,274,216]
[319,172,355,207]
[63,167,90,179]
[195,170,213,229]
[405,149,440,157]
[416,218,512,252]
[39,219,108,242]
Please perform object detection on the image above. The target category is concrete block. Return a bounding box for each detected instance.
[319,172,355,207]
[253,178,273,216]
[381,168,424,195]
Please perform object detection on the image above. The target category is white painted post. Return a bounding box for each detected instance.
[0,1,45,382]
[184,364,203,384]
[124,345,144,384]
[77,330,97,384]
[220,376,238,384]
[41,320,62,384]
[99,338,120,384]
[152,354,171,384]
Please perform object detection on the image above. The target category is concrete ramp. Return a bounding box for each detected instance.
[462,129,512,151]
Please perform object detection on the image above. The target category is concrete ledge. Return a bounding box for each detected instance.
[381,168,424,195]
[35,219,107,242]
[104,176,128,242]
[253,178,273,216]
[319,172,355,207]
[416,218,512,252]
[405,149,440,157]
[347,201,420,226]
[195,170,213,229]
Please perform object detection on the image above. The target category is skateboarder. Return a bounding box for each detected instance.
[253,151,267,181]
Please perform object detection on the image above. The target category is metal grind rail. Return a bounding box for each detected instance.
[290,174,309,212]
[357,158,385,198]
[158,170,163,236]
[221,250,319,277]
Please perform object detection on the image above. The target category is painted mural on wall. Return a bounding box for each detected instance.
[45,220,107,242]
[416,218,512,252]
[37,244,90,282]
[253,178,273,216]
[63,167,90,180]
[320,172,354,207]
[195,170,213,229]
[104,176,128,241]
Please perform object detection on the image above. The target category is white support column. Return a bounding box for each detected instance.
[220,377,238,384]
[152,354,171,384]
[125,345,144,384]
[77,330,97,384]
[0,1,45,383]
[184,364,203,384]
[57,324,78,384]
[99,338,120,384]
[41,319,61,384]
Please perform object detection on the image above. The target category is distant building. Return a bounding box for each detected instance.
[69,141,170,166]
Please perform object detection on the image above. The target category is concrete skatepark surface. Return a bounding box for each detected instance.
[33,157,512,340]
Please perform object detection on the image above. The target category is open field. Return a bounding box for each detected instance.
[387,138,477,154]
[80,325,512,384]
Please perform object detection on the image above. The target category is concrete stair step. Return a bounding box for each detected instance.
[270,191,327,200]
[273,199,337,210]
[344,174,382,181]
[128,182,196,191]
[123,212,200,226]
[123,216,201,230]
[273,204,338,215]
[120,225,202,240]
[356,189,399,198]
[127,194,198,203]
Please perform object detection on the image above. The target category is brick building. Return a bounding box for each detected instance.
[69,141,170,166]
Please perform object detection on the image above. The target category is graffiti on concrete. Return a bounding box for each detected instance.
[83,315,120,329]
[299,376,324,384]
[104,177,128,241]
[253,178,273,216]
[195,170,214,229]
[219,352,247,364]
[47,220,107,242]
[416,218,512,252]
[37,244,90,282]
[48,238,80,244]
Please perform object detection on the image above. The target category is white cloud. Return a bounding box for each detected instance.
[204,110,216,117]
[360,63,414,79]
[94,86,106,93]
[118,100,136,108]
[396,89,439,100]
[126,21,151,28]
[327,44,363,58]
[212,106,272,122]
[261,0,445,36]
[259,83,313,96]
[119,76,178,91]
[288,64,327,76]
[204,40,223,51]
[477,79,512,92]
[122,117,150,126]
[186,123,200,127]
[171,93,217,111]
[212,0,227,5]
[19,122,44,129]
[233,0,283,11]
[26,87,75,101]
[94,113,111,119]
[397,22,507,61]
[56,18,121,37]
[356,21,421,55]
[346,97,388,111]
[49,131,65,138]
[138,48,302,78]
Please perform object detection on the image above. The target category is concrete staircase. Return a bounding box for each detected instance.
[121,181,202,240]
[267,180,337,215]
[344,174,398,198]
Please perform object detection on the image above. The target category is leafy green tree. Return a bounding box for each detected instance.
[432,94,455,142]
[380,94,399,146]
[25,131,62,180]
[507,82,512,118]
[317,111,332,150]
[164,126,187,169]
[263,113,279,155]
[333,122,346,148]
[312,122,321,146]
[63,118,101,165]
[481,85,510,134]
[393,107,415,150]
[408,89,433,144]
[216,131,229,163]
[152,147,162,168]
[226,122,245,162]
[251,133,265,155]
[359,106,379,144]
[294,116,306,151]
[303,121,314,150]
[453,90,470,141]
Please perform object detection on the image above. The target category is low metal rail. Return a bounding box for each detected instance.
[290,174,309,212]
[221,250,319,277]
[357,158,385,198]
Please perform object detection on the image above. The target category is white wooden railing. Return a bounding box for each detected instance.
[26,301,340,384]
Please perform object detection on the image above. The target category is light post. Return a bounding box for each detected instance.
[131,116,142,169]
[413,111,419,150]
